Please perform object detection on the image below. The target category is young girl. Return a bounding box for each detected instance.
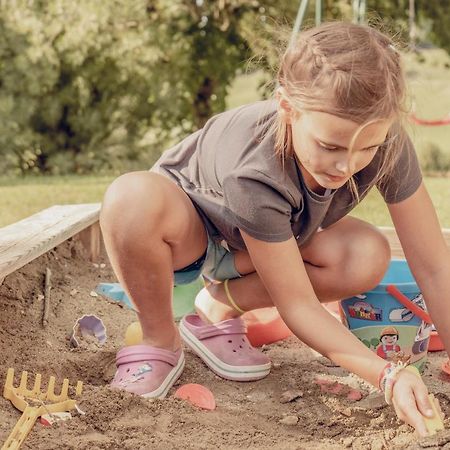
[100,22,449,437]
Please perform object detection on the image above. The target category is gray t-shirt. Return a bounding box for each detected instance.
[151,101,422,251]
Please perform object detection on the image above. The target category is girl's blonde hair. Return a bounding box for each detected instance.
[272,21,409,201]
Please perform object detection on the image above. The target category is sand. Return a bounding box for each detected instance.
[0,238,449,450]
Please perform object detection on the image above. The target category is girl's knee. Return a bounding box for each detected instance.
[100,171,165,234]
[347,230,391,290]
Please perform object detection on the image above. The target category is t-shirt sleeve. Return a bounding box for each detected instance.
[376,135,423,204]
[222,169,294,242]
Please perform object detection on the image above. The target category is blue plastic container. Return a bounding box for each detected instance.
[339,259,431,372]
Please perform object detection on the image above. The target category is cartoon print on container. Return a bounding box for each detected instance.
[389,292,427,323]
[412,320,432,355]
[376,326,411,364]
[389,307,414,322]
[348,300,382,321]
[411,292,427,310]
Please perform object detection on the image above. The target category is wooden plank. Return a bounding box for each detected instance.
[0,203,100,280]
[77,221,102,262]
[379,226,450,258]
[0,200,448,281]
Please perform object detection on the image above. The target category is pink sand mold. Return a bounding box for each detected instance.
[70,314,107,347]
[315,378,365,401]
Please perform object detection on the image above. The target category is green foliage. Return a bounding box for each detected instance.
[0,1,448,175]
[0,0,289,175]
[0,1,164,174]
[419,142,450,174]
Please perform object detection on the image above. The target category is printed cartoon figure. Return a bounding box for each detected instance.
[389,292,426,323]
[411,293,426,310]
[412,320,432,354]
[376,326,401,360]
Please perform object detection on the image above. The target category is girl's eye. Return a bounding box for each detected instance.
[317,142,380,152]
[364,146,379,152]
[318,142,338,151]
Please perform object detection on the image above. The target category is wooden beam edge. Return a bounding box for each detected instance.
[0,210,100,280]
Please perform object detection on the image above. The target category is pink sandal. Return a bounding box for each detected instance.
[110,345,185,398]
[179,314,271,381]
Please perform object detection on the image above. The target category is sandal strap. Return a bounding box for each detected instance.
[116,345,181,367]
[195,318,247,340]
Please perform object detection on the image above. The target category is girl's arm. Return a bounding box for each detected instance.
[388,181,450,355]
[240,216,437,436]
[239,229,388,386]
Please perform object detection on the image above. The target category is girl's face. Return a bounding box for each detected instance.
[287,109,392,193]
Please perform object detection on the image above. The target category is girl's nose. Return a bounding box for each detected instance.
[335,157,355,175]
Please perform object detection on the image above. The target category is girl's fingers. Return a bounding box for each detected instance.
[393,392,428,437]
[412,384,434,418]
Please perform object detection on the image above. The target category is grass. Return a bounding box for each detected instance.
[0,174,448,229]
[0,175,114,228]
[351,177,450,228]
[0,50,449,230]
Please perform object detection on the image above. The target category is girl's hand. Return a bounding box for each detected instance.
[391,369,444,437]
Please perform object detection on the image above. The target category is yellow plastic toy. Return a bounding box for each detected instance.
[2,368,83,450]
[124,321,143,346]
[403,365,445,435]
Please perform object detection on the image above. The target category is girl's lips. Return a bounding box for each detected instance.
[325,173,347,182]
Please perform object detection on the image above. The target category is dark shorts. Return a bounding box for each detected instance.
[173,234,241,285]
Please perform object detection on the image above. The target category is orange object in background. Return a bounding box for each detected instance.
[243,307,292,347]
[243,302,342,347]
[429,331,444,352]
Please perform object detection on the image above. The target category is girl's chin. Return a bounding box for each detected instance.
[314,173,348,188]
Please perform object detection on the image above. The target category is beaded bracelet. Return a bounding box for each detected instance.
[378,362,395,391]
[378,361,409,405]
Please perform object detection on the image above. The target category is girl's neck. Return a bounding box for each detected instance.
[294,155,327,195]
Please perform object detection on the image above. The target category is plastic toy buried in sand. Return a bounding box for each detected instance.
[70,315,107,348]
[124,321,143,346]
[174,384,216,410]
[96,280,203,320]
[2,368,83,450]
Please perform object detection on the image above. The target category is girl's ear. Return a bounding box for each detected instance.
[276,87,298,125]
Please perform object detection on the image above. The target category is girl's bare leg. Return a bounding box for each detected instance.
[100,171,208,351]
[196,217,391,323]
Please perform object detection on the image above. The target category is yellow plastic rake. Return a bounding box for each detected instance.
[2,368,83,450]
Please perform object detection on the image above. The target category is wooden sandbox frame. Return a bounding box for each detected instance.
[0,203,449,286]
[0,204,102,286]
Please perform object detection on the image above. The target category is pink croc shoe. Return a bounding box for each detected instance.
[110,345,185,398]
[179,314,271,381]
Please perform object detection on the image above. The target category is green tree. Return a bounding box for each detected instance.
[0,0,448,175]
[0,0,297,174]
